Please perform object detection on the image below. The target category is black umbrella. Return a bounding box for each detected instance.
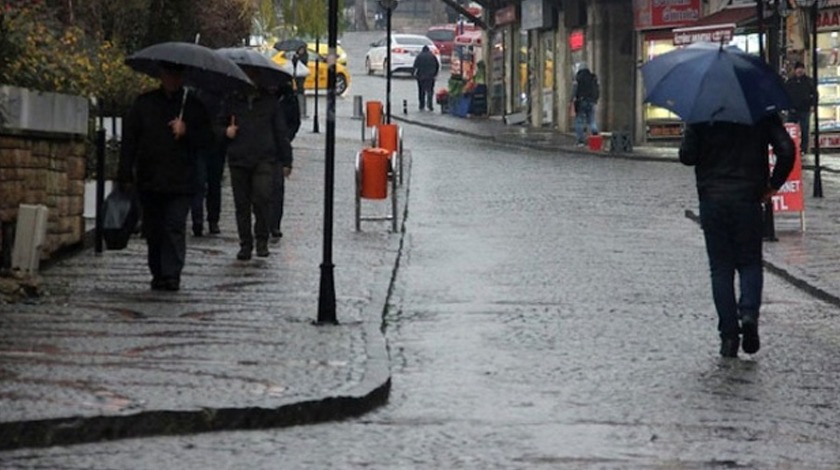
[126,42,253,92]
[273,38,308,52]
[216,47,290,89]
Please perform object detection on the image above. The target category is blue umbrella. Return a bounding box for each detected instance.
[641,42,791,124]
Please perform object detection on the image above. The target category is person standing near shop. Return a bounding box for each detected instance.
[118,62,213,291]
[413,45,439,111]
[679,114,794,358]
[220,68,293,261]
[571,63,600,147]
[784,61,817,154]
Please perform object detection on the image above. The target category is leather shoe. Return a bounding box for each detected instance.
[208,222,220,234]
[256,240,269,257]
[237,246,252,260]
[720,336,739,358]
[741,312,760,354]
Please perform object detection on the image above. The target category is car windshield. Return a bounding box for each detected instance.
[396,36,433,46]
[427,30,455,42]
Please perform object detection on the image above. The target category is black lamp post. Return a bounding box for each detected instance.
[379,0,399,123]
[314,38,320,134]
[317,0,341,324]
[796,0,823,197]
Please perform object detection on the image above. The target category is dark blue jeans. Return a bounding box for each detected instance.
[699,199,764,339]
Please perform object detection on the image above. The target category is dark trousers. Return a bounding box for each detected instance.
[271,163,286,235]
[229,162,273,248]
[139,191,191,283]
[699,199,764,339]
[191,146,225,227]
[787,111,811,154]
[417,78,435,110]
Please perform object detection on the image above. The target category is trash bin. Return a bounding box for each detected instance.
[360,148,391,199]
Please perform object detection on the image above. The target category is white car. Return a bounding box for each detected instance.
[365,34,441,76]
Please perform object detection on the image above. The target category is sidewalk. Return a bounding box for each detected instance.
[0,131,402,450]
[2,109,839,452]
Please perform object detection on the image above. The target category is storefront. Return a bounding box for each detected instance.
[490,4,517,116]
[815,3,840,149]
[521,0,556,126]
[634,0,703,142]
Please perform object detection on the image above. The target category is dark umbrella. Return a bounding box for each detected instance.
[641,42,790,124]
[125,42,253,92]
[273,38,308,52]
[217,47,290,89]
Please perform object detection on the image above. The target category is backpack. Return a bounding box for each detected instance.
[576,70,599,103]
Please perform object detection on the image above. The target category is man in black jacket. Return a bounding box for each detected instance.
[118,62,213,291]
[679,114,794,358]
[413,45,439,111]
[784,61,816,154]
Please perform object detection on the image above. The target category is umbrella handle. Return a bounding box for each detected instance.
[178,88,189,121]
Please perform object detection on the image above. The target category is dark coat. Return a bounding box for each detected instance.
[218,90,293,169]
[413,49,439,81]
[118,87,212,194]
[785,74,816,114]
[679,114,795,202]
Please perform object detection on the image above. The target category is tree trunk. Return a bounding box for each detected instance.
[354,0,368,31]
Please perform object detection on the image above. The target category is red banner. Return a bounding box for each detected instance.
[634,0,701,30]
[769,123,804,213]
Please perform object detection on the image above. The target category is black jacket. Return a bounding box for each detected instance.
[218,89,293,169]
[118,87,212,194]
[785,74,816,114]
[413,50,439,81]
[679,115,795,202]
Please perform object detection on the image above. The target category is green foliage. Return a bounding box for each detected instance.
[279,0,344,41]
[0,2,155,111]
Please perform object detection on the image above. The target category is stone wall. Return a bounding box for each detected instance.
[0,131,87,262]
[0,86,90,267]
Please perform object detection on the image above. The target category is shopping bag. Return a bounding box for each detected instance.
[102,188,139,250]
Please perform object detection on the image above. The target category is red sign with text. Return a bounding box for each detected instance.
[769,123,804,213]
[633,0,701,30]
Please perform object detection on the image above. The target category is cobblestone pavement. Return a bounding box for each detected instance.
[2,95,839,454]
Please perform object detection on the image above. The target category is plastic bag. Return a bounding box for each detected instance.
[102,188,139,250]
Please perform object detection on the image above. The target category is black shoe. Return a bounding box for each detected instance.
[162,279,180,291]
[720,336,740,358]
[271,230,283,239]
[208,222,220,234]
[741,312,760,354]
[192,224,203,237]
[151,278,166,290]
[237,246,252,260]
[256,241,269,257]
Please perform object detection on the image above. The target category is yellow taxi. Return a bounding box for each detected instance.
[272,46,351,96]
[309,42,348,66]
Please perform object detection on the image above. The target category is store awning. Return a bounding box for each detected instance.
[672,5,756,46]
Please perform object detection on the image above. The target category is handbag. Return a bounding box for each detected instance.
[102,188,139,250]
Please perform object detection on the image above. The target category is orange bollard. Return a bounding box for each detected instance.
[376,124,399,155]
[360,147,390,199]
[366,101,383,128]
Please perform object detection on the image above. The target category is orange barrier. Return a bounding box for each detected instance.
[587,134,603,151]
[360,148,391,199]
[376,124,399,155]
[365,101,383,128]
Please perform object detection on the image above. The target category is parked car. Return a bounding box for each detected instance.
[365,34,440,76]
[425,25,456,64]
[272,47,351,96]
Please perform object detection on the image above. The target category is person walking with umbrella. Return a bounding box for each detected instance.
[219,65,293,260]
[643,43,796,358]
[292,44,309,97]
[117,62,214,291]
[784,61,817,155]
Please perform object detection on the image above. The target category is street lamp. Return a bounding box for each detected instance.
[317,0,342,324]
[379,0,399,123]
[795,0,823,197]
